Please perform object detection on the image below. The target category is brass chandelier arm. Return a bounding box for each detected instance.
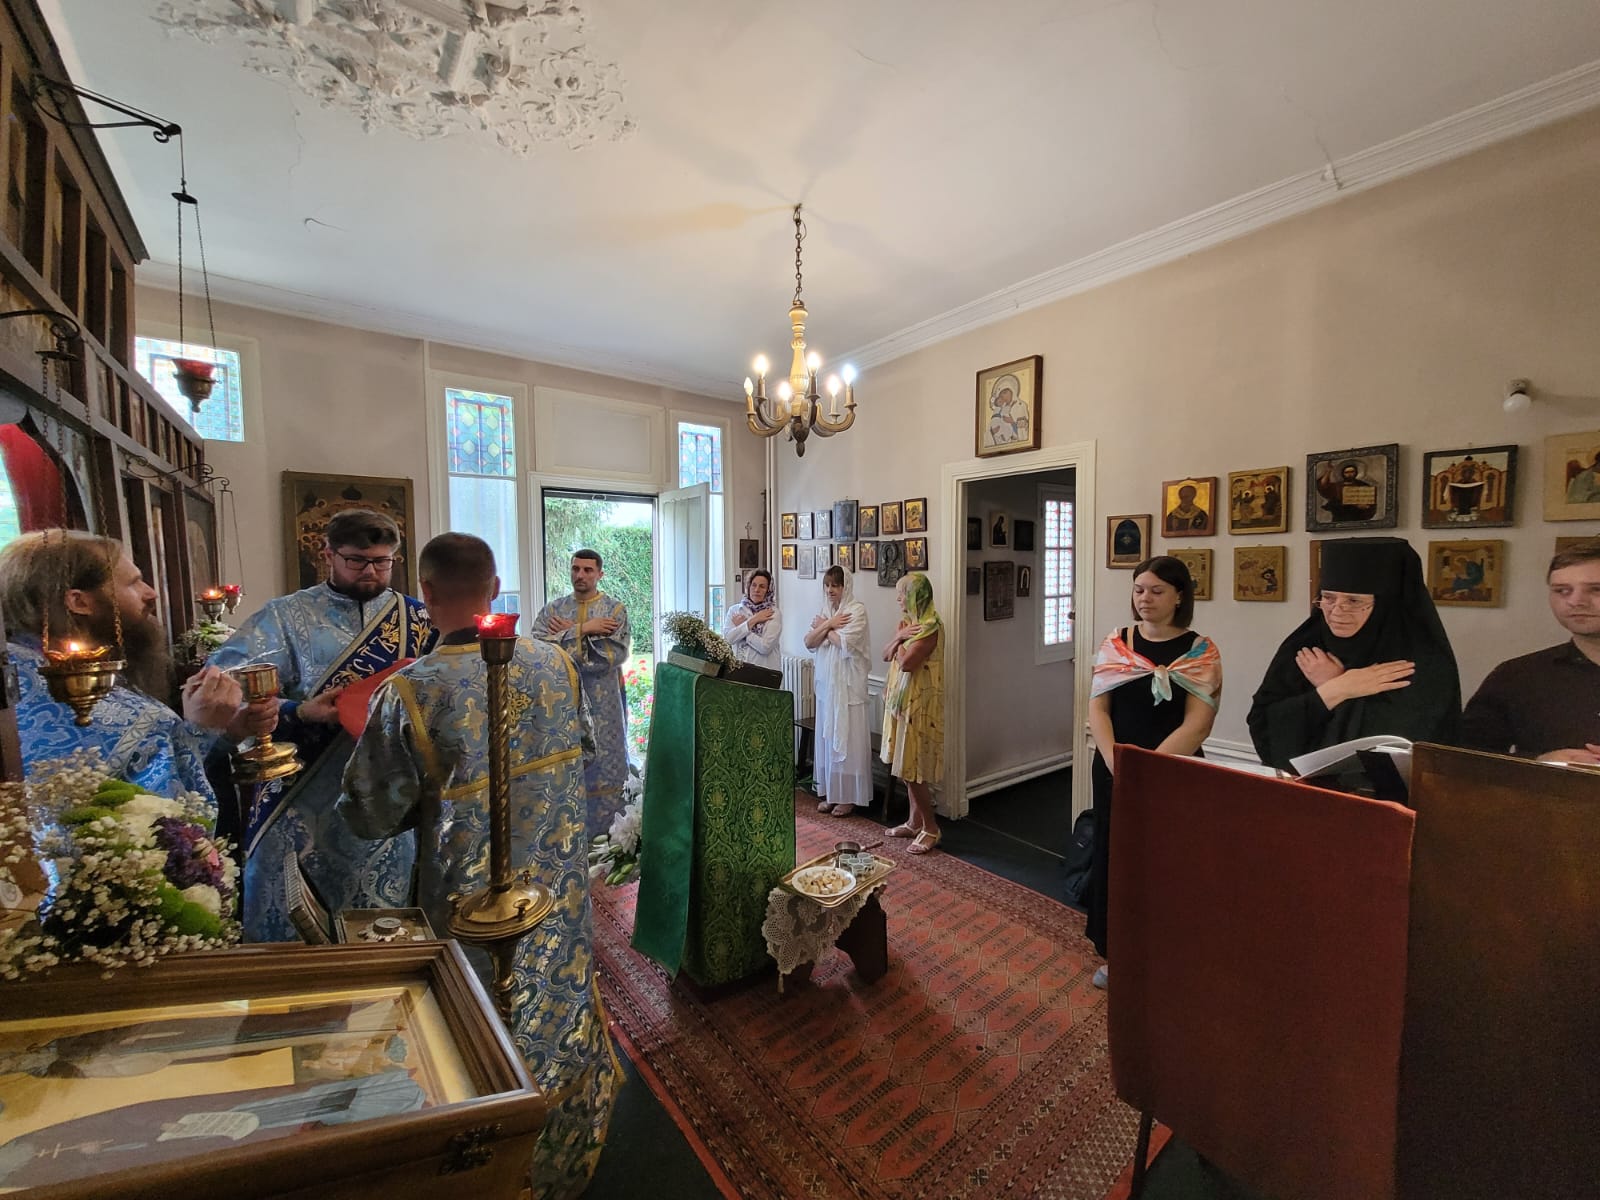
[812,408,857,437]
[745,411,790,438]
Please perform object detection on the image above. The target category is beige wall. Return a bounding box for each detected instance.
[777,108,1600,768]
[135,289,758,624]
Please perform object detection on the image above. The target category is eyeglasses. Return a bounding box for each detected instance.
[1317,592,1374,613]
[334,552,401,572]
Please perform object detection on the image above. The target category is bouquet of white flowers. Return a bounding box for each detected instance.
[661,610,735,671]
[0,751,241,978]
[588,766,644,886]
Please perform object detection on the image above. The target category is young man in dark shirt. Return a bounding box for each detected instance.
[1461,540,1600,762]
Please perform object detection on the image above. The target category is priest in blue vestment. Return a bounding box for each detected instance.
[0,530,272,802]
[338,533,619,1200]
[210,509,435,942]
[531,548,631,837]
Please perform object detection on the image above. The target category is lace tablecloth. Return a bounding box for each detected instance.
[762,883,886,983]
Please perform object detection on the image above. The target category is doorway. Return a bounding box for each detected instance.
[540,487,656,762]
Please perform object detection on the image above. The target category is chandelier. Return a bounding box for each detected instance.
[742,205,856,457]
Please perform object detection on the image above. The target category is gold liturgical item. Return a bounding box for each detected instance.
[449,613,554,1021]
[40,641,124,725]
[230,663,303,784]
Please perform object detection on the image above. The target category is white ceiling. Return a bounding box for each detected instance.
[42,1,1600,397]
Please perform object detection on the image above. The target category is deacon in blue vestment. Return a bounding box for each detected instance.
[339,534,619,1200]
[531,548,631,837]
[0,530,272,802]
[209,509,435,942]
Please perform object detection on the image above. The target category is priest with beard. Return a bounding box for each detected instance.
[209,508,435,942]
[0,530,274,804]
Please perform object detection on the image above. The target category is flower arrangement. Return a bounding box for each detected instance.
[588,767,644,886]
[661,610,735,670]
[180,616,235,663]
[0,752,241,979]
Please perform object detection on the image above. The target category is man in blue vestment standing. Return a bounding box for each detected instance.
[339,533,618,1198]
[210,509,435,942]
[0,530,273,804]
[531,549,630,837]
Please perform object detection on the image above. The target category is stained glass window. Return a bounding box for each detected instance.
[446,388,516,478]
[134,337,245,442]
[677,422,722,493]
[1043,493,1074,646]
[445,386,519,612]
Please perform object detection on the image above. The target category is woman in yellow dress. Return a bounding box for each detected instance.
[880,572,945,856]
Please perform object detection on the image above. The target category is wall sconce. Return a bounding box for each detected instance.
[1503,378,1532,414]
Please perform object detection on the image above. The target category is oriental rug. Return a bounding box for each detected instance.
[593,793,1146,1199]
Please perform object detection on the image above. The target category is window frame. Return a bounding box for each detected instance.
[133,322,260,445]
[1035,483,1075,666]
[670,410,734,624]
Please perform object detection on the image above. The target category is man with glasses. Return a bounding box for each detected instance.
[1461,539,1600,763]
[211,508,436,941]
[532,549,631,838]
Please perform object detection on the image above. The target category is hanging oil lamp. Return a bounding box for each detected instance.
[221,582,243,613]
[197,586,226,621]
[230,663,302,785]
[172,356,215,409]
[40,639,124,725]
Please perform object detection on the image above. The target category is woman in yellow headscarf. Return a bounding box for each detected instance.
[880,572,945,855]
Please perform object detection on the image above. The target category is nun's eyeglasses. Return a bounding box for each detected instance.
[1317,592,1374,613]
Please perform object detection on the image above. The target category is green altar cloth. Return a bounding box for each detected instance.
[632,661,796,984]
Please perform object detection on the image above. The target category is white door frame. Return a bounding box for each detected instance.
[529,472,660,616]
[939,440,1097,821]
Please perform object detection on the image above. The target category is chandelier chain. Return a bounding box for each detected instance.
[793,205,805,308]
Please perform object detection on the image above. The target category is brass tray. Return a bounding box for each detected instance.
[779,850,897,909]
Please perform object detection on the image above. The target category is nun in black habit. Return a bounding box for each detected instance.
[1248,537,1461,770]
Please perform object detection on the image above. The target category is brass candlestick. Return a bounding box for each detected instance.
[40,642,124,725]
[230,663,303,785]
[449,616,553,1021]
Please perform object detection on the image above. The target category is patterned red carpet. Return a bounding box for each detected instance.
[593,793,1144,1199]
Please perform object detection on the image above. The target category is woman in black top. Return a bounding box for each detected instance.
[1084,556,1223,986]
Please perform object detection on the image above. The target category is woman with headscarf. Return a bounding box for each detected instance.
[881,572,946,856]
[1086,555,1223,987]
[804,565,872,817]
[1247,537,1461,771]
[724,568,781,669]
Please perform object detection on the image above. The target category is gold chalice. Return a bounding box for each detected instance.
[230,663,303,784]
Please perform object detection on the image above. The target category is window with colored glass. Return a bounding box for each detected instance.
[445,386,520,614]
[134,337,245,442]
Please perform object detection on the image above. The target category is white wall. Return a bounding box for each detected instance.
[135,289,760,624]
[778,109,1600,762]
[963,468,1074,785]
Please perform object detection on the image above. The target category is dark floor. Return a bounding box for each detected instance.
[586,769,1258,1200]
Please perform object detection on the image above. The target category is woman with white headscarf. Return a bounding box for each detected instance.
[803,564,872,817]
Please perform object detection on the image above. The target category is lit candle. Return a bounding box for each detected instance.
[222,584,242,599]
[201,587,224,601]
[45,640,109,662]
[476,612,519,639]
[753,354,769,381]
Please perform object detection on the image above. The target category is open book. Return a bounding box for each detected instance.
[1290,735,1413,799]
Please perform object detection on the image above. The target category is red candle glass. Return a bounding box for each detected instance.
[173,357,216,380]
[221,583,242,599]
[476,612,519,639]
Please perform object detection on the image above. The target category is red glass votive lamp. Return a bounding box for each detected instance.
[221,583,243,613]
[476,612,519,639]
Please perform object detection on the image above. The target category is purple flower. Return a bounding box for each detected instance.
[153,817,230,895]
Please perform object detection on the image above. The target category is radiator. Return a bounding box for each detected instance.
[781,654,815,720]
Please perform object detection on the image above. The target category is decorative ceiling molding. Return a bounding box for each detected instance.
[152,0,635,155]
[137,260,731,400]
[843,58,1600,372]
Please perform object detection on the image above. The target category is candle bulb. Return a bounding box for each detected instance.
[827,375,841,419]
[476,612,519,639]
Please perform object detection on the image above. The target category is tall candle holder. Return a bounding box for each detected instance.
[230,663,303,786]
[40,641,124,725]
[448,612,554,1021]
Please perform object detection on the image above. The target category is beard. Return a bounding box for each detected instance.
[329,577,389,603]
[84,603,171,699]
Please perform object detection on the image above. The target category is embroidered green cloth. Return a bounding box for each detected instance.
[632,663,796,984]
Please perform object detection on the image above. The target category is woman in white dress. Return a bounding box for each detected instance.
[803,565,872,817]
[723,569,781,669]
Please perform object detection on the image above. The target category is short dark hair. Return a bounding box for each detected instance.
[822,565,845,587]
[572,548,603,569]
[1130,555,1196,628]
[325,508,400,551]
[745,568,773,594]
[419,533,496,603]
[1549,538,1600,578]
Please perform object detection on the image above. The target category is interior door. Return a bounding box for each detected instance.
[657,482,710,654]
